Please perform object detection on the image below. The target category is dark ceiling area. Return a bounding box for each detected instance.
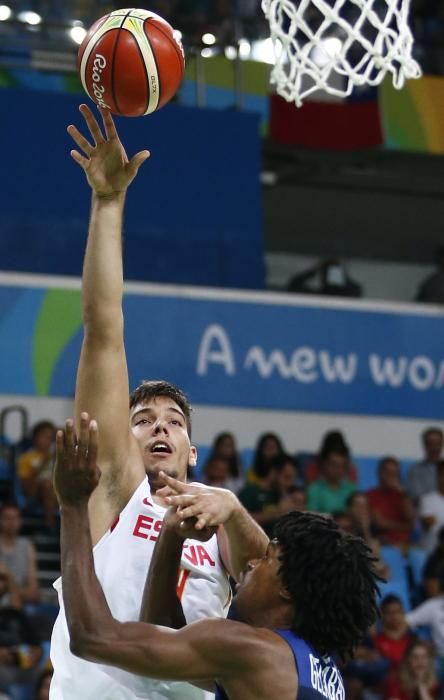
[262,144,444,263]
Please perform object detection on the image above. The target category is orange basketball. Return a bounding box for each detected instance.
[78,8,185,117]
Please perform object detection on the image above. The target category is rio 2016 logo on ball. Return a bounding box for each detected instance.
[78,8,185,117]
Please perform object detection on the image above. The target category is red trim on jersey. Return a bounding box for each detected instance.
[110,515,120,532]
[176,568,191,601]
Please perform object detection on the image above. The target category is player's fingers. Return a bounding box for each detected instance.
[70,150,90,170]
[195,514,212,530]
[165,494,197,507]
[99,107,118,140]
[176,503,202,520]
[64,419,76,468]
[79,104,105,144]
[127,150,150,178]
[67,125,94,155]
[55,429,65,464]
[159,472,187,493]
[155,485,176,498]
[78,412,90,467]
[88,419,98,468]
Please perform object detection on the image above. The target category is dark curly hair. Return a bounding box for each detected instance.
[129,380,192,437]
[274,511,381,660]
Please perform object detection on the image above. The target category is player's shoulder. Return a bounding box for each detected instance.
[183,618,294,667]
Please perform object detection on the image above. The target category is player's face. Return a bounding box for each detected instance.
[130,396,196,484]
[234,540,284,622]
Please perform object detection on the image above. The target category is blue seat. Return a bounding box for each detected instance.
[379,545,407,581]
[240,448,254,472]
[378,578,411,612]
[409,548,428,587]
[354,456,379,490]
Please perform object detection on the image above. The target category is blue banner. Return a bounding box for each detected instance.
[0,89,263,289]
[2,282,444,420]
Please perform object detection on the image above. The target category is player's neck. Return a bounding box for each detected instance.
[247,605,292,631]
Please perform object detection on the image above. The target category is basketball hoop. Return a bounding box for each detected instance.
[261,0,421,106]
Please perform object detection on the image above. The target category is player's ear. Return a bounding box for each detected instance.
[279,586,291,601]
[189,445,197,467]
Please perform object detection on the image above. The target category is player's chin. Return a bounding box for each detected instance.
[146,462,180,482]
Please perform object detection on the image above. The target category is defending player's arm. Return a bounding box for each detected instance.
[157,474,269,580]
[68,105,149,539]
[139,505,217,627]
[54,416,267,688]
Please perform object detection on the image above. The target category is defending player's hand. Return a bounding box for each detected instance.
[53,412,101,507]
[158,472,238,531]
[67,104,150,197]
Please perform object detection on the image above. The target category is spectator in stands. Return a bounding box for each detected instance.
[273,455,307,511]
[206,432,244,492]
[272,454,301,492]
[420,461,444,553]
[306,447,356,515]
[0,563,21,610]
[383,641,440,699]
[17,420,58,531]
[304,430,357,484]
[249,432,285,482]
[347,491,378,541]
[406,427,443,502]
[367,457,415,550]
[375,595,416,668]
[0,597,42,696]
[406,576,444,669]
[0,504,39,604]
[416,247,444,304]
[346,491,389,579]
[238,461,286,537]
[344,595,415,699]
[423,526,444,598]
[34,668,53,700]
[287,257,362,298]
[202,455,243,493]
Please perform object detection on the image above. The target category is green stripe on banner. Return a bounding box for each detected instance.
[0,67,18,87]
[379,75,444,153]
[63,73,83,94]
[184,56,270,95]
[32,289,82,396]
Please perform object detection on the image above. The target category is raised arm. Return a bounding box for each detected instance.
[156,474,269,580]
[68,105,149,537]
[53,415,269,691]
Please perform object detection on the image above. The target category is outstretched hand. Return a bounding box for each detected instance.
[157,472,238,530]
[53,412,101,508]
[67,104,150,197]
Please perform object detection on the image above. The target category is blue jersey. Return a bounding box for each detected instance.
[215,628,344,700]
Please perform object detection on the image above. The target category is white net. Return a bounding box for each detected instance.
[261,0,422,106]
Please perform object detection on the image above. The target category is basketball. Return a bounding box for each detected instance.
[77,8,185,117]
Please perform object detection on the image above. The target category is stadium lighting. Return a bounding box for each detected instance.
[0,5,12,21]
[224,46,237,60]
[70,25,87,45]
[202,32,216,46]
[238,39,251,60]
[201,47,215,58]
[311,37,343,67]
[17,10,42,25]
[251,38,280,65]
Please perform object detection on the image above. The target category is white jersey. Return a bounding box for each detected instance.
[50,478,231,700]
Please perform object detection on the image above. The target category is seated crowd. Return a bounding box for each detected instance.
[1,418,444,699]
